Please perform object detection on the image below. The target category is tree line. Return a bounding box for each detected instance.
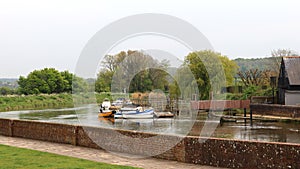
[0,68,89,95]
[95,50,238,100]
[2,48,296,100]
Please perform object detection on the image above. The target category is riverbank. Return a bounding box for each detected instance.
[0,93,112,112]
[0,94,73,112]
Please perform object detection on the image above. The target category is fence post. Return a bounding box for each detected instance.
[244,108,247,124]
[250,109,253,126]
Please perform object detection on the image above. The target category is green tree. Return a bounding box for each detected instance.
[95,50,170,93]
[95,70,113,93]
[17,68,84,95]
[218,56,239,86]
[242,85,259,99]
[60,70,73,93]
[180,50,238,99]
[72,75,89,93]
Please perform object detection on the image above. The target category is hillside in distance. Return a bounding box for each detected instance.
[234,57,277,72]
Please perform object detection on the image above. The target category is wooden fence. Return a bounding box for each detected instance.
[191,100,250,110]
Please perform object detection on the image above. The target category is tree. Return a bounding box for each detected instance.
[95,50,170,93]
[95,70,113,93]
[237,69,264,87]
[60,70,73,93]
[218,56,239,86]
[17,68,85,94]
[237,68,278,87]
[72,75,89,93]
[180,50,238,99]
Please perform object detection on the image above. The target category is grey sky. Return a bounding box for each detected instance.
[0,0,299,78]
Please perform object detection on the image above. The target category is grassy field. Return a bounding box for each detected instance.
[0,144,139,169]
[0,92,137,112]
[0,93,115,112]
[0,93,75,112]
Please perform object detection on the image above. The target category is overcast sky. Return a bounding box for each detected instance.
[0,0,300,78]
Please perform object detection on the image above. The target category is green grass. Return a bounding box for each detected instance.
[0,93,108,112]
[0,93,75,112]
[0,92,131,112]
[0,144,140,169]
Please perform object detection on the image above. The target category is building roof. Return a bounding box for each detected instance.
[283,56,300,85]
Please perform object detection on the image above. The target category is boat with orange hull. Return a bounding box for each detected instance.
[98,110,114,118]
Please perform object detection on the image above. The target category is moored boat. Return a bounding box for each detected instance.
[101,98,111,110]
[98,110,114,118]
[122,108,154,119]
[114,111,123,119]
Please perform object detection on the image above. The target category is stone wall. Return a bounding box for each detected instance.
[251,103,300,118]
[0,118,11,136]
[185,137,300,168]
[1,118,300,168]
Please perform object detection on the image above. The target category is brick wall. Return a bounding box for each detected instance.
[184,137,300,168]
[0,118,11,136]
[1,118,300,168]
[251,104,300,118]
[8,119,77,145]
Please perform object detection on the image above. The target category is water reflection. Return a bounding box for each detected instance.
[1,105,300,144]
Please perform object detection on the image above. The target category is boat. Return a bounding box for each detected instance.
[112,99,124,107]
[114,111,123,119]
[101,98,111,110]
[122,108,155,119]
[121,106,148,114]
[114,106,155,119]
[98,110,114,118]
[109,105,120,110]
[120,107,139,112]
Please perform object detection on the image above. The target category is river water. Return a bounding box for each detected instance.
[1,105,300,144]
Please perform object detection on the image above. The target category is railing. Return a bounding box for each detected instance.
[191,100,250,110]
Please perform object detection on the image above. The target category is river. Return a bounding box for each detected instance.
[0,105,300,144]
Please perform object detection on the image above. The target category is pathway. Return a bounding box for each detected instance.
[0,135,225,169]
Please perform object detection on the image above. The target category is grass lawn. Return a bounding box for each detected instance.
[0,144,140,169]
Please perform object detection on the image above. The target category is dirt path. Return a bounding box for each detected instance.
[0,135,225,169]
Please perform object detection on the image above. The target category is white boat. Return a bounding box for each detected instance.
[112,99,124,107]
[120,107,138,111]
[114,111,123,119]
[114,107,154,119]
[122,108,154,119]
[121,107,149,114]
